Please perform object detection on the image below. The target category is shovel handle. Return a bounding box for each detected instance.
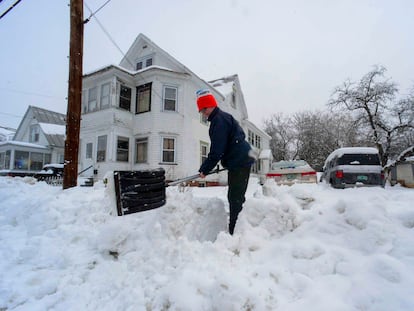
[167,167,227,187]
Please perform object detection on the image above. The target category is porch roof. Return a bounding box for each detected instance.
[0,141,48,150]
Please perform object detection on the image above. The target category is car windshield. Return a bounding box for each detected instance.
[337,154,380,165]
[271,160,307,170]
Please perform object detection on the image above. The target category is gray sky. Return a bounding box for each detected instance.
[1,0,413,130]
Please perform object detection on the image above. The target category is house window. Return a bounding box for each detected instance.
[117,136,129,162]
[88,87,98,112]
[44,153,51,165]
[162,137,175,163]
[255,160,262,173]
[119,85,131,111]
[29,125,40,143]
[163,86,177,111]
[136,56,153,70]
[255,135,261,148]
[14,151,29,170]
[30,152,43,171]
[135,137,148,163]
[5,150,11,169]
[82,90,88,113]
[136,83,152,114]
[0,152,5,170]
[97,135,107,162]
[248,130,255,145]
[86,143,93,159]
[200,142,209,165]
[100,82,111,109]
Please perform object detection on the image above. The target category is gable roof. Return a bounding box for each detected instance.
[120,33,186,73]
[14,106,66,147]
[119,33,225,101]
[44,133,65,147]
[31,106,66,125]
[83,64,188,80]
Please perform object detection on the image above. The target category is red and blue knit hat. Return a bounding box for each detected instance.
[196,89,217,111]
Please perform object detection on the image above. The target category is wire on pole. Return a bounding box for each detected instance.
[0,0,22,20]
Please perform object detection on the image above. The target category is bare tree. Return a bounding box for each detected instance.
[328,65,413,166]
[263,113,295,161]
[325,112,362,148]
[292,111,358,171]
[263,110,361,170]
[384,91,414,157]
[292,111,327,170]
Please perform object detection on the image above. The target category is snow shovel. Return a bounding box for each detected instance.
[114,167,226,216]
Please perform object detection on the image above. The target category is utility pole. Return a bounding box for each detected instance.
[63,0,84,189]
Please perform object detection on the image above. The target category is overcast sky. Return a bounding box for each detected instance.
[1,0,413,130]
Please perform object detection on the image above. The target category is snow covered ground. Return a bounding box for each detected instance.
[1,175,414,311]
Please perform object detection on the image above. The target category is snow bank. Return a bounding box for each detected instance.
[1,176,414,310]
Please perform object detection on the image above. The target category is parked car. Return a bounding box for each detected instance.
[265,160,317,185]
[320,147,384,188]
[33,163,64,182]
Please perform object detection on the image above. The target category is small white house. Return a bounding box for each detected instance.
[385,146,414,188]
[0,106,66,176]
[79,33,272,184]
[0,126,15,142]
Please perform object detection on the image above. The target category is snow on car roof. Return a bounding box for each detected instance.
[324,147,379,168]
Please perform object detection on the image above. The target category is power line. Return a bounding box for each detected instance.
[0,0,22,20]
[0,125,17,131]
[0,111,22,118]
[0,87,63,99]
[84,2,131,67]
[83,1,165,103]
[83,0,111,24]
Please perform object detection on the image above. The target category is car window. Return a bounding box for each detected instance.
[337,154,380,165]
[271,160,308,170]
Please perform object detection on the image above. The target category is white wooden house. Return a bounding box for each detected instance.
[79,33,271,184]
[0,106,65,176]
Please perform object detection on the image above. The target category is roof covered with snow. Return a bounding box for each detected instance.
[39,123,66,136]
[83,64,185,79]
[209,75,237,97]
[385,145,414,168]
[13,106,66,148]
[0,140,48,149]
[0,127,16,142]
[324,147,379,167]
[31,107,66,147]
[31,106,66,125]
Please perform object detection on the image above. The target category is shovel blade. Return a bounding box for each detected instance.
[114,169,166,216]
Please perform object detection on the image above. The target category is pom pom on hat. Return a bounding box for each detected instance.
[196,89,217,111]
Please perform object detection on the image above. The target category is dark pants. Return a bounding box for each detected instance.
[227,167,251,235]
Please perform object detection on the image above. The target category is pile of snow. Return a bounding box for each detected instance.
[1,176,414,310]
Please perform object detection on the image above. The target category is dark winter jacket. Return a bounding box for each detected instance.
[199,107,254,174]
